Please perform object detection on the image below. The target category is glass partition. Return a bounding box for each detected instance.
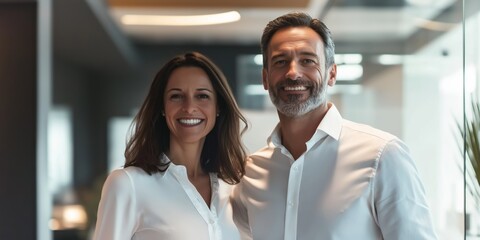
[464,0,480,238]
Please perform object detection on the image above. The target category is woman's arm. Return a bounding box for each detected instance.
[92,169,138,240]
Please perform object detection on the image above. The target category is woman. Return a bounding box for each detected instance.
[93,52,248,240]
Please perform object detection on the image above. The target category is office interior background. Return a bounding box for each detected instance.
[1,0,480,239]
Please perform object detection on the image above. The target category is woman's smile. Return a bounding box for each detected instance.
[177,118,204,126]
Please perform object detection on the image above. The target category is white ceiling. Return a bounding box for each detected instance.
[106,0,456,45]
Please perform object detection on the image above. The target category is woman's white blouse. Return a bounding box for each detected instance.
[93,164,241,240]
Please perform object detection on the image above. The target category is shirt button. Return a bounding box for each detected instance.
[209,219,216,224]
[288,201,294,207]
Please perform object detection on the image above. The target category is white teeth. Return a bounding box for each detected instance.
[284,86,307,91]
[178,118,202,125]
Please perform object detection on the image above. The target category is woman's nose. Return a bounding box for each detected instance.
[181,97,196,113]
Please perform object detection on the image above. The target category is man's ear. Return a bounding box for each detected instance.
[262,68,269,90]
[327,64,337,87]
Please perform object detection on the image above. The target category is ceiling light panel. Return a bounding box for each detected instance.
[121,11,241,26]
[108,0,309,8]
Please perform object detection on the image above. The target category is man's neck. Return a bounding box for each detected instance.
[278,103,330,160]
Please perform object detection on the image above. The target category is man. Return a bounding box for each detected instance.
[232,12,437,239]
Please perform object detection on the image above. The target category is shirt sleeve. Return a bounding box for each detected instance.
[230,183,253,240]
[373,138,438,240]
[92,169,138,240]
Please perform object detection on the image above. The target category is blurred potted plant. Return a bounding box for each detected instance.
[459,95,480,210]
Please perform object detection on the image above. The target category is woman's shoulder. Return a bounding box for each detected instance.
[103,166,159,197]
[106,167,152,186]
[118,166,158,181]
[122,166,150,176]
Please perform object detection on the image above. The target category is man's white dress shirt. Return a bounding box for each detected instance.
[232,104,437,240]
[93,158,241,240]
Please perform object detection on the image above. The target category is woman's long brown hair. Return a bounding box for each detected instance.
[124,52,248,184]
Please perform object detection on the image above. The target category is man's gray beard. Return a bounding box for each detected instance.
[269,86,327,118]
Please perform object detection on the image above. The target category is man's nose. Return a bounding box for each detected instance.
[285,61,302,80]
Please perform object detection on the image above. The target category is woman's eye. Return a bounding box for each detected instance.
[197,94,210,100]
[170,94,183,100]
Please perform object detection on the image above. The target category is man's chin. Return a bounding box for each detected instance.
[276,103,308,117]
[285,93,309,102]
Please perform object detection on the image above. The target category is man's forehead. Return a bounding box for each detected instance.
[268,27,324,53]
[268,41,324,61]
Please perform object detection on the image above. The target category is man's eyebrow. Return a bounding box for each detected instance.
[271,51,318,60]
[299,51,318,58]
[271,53,287,61]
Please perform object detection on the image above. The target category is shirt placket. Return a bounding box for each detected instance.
[284,157,304,240]
[209,174,221,240]
[171,167,220,240]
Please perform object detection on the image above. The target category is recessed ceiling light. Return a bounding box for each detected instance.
[414,18,456,32]
[335,54,362,64]
[254,54,263,65]
[121,11,241,26]
[376,54,403,65]
[336,64,363,81]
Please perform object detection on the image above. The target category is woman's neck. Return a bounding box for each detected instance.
[168,140,206,179]
[168,140,212,207]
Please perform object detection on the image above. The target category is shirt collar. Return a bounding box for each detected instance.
[160,153,219,182]
[159,153,184,177]
[317,103,342,141]
[267,102,343,148]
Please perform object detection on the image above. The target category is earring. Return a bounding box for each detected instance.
[216,113,219,117]
[162,112,165,116]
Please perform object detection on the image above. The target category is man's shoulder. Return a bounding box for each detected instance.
[248,145,275,160]
[342,119,398,143]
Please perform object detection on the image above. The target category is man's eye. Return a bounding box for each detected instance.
[302,59,316,64]
[273,60,287,66]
